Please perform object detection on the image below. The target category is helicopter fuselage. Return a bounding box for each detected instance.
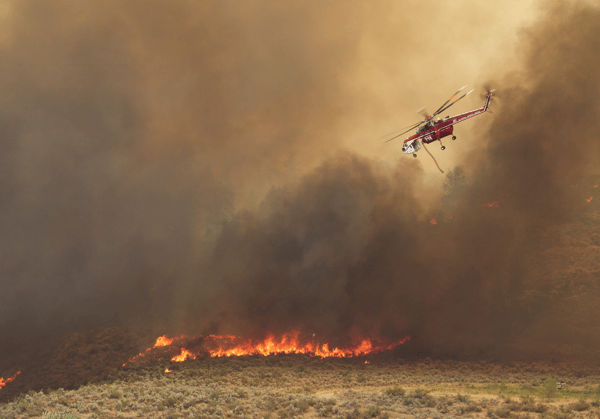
[402,92,492,154]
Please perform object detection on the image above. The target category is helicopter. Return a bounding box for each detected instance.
[384,86,495,173]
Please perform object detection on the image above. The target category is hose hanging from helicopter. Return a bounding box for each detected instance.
[421,141,443,173]
[381,85,495,173]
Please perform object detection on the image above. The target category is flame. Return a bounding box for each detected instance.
[595,185,598,188]
[0,371,20,390]
[122,335,185,366]
[587,197,593,203]
[123,332,410,366]
[164,368,172,373]
[365,360,370,364]
[483,201,500,207]
[154,335,175,347]
[205,332,409,358]
[171,348,196,362]
[430,219,437,225]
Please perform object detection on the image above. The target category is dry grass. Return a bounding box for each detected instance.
[2,355,600,418]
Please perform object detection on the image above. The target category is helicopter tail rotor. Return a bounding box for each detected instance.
[480,83,497,101]
[381,84,490,145]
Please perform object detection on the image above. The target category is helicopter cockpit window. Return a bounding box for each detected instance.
[403,140,421,154]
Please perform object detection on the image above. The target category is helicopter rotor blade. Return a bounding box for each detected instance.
[384,123,425,143]
[416,107,432,120]
[432,86,466,117]
[434,88,474,117]
[380,111,434,143]
[382,86,473,144]
[402,119,428,131]
[384,130,411,143]
[376,121,424,141]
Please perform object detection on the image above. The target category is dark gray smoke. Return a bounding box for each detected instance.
[0,0,360,359]
[1,0,599,367]
[179,2,600,359]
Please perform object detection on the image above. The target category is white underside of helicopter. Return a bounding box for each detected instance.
[402,139,421,154]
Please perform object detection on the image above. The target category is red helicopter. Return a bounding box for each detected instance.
[385,86,494,172]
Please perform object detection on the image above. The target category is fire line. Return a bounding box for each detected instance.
[0,371,21,390]
[122,333,410,367]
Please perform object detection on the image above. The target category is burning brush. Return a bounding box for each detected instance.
[123,331,410,367]
[0,372,20,391]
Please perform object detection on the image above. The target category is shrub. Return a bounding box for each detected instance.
[383,387,405,397]
[519,395,533,404]
[319,405,334,417]
[532,403,547,413]
[294,398,312,413]
[210,390,222,400]
[465,403,482,412]
[116,399,129,412]
[161,396,179,408]
[569,399,590,411]
[411,388,430,399]
[504,400,520,411]
[542,377,557,401]
[364,405,380,417]
[493,407,511,418]
[456,393,469,403]
[436,402,449,414]
[109,389,122,399]
[420,395,436,408]
[42,412,81,419]
[25,405,45,416]
[235,388,248,399]
[265,397,278,411]
[345,408,362,419]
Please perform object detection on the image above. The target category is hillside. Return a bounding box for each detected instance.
[2,354,600,418]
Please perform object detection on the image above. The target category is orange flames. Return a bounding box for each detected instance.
[483,201,500,207]
[171,348,195,362]
[587,197,593,203]
[430,219,437,225]
[155,336,175,347]
[164,368,172,373]
[122,335,186,366]
[205,332,409,358]
[123,332,410,367]
[0,371,20,390]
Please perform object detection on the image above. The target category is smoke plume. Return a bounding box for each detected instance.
[179,1,600,359]
[1,0,600,371]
